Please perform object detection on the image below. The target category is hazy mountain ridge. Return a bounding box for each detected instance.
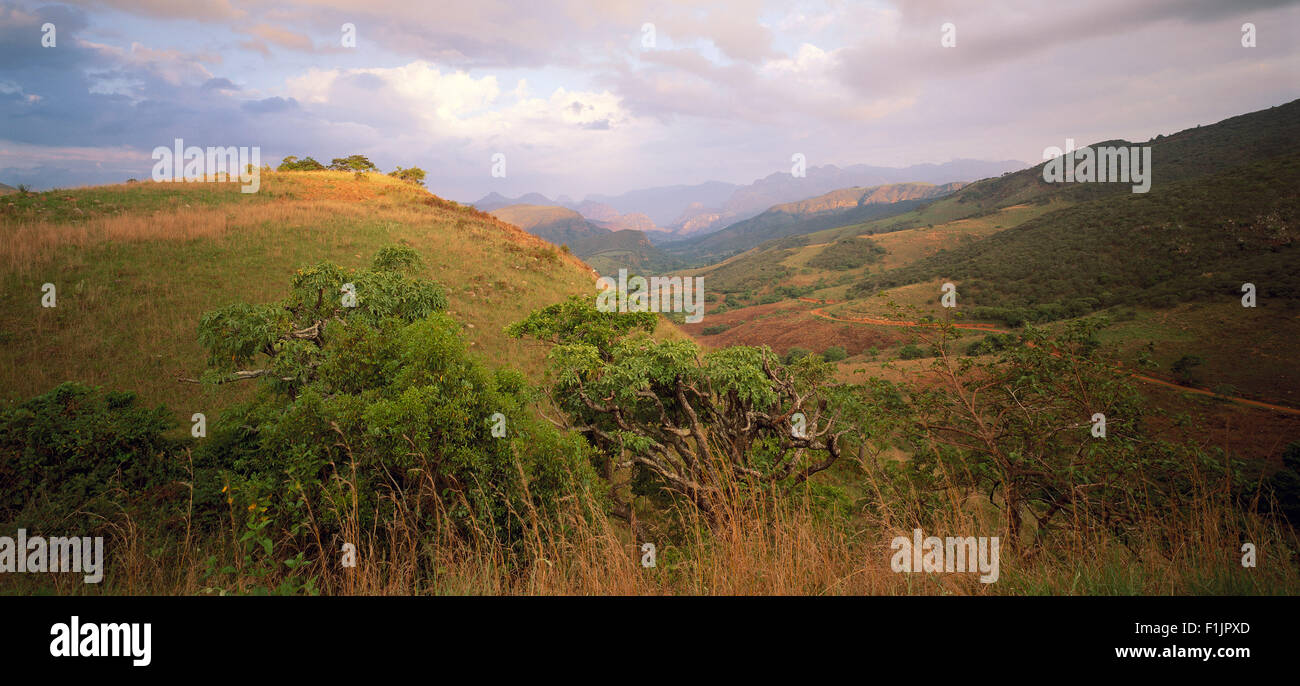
[488,204,609,247]
[471,158,1026,241]
[670,181,968,263]
[488,203,681,274]
[669,159,1025,237]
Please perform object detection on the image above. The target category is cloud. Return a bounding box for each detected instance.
[1,0,1298,201]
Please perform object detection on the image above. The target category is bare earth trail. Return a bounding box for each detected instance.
[796,298,1300,417]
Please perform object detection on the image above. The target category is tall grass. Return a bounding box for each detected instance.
[8,445,1293,596]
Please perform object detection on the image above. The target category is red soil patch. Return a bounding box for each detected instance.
[683,301,908,354]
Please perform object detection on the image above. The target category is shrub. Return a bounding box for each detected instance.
[511,298,844,523]
[0,383,193,532]
[807,237,886,271]
[196,248,599,555]
[328,155,378,172]
[1171,355,1204,386]
[784,347,811,364]
[276,156,326,172]
[897,344,925,360]
[389,166,427,187]
[1263,441,1300,524]
[822,346,848,362]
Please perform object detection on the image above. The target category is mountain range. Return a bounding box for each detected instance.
[473,158,1025,240]
[665,181,967,263]
[488,204,682,274]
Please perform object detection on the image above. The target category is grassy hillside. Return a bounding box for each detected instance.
[850,144,1300,325]
[669,182,963,264]
[0,172,607,420]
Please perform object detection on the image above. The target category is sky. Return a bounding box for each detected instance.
[0,0,1297,202]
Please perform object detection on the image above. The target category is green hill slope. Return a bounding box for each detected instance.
[670,182,964,264]
[0,172,611,417]
[848,105,1300,325]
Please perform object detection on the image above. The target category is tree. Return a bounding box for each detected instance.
[388,165,427,187]
[1264,441,1300,524]
[897,344,925,360]
[783,347,811,364]
[194,248,598,558]
[1171,355,1204,386]
[880,320,1235,545]
[277,156,325,171]
[328,155,378,172]
[510,296,847,525]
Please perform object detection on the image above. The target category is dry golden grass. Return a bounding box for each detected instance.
[24,450,1294,596]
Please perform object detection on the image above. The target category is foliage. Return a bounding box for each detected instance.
[1263,441,1300,524]
[821,346,848,362]
[197,247,599,554]
[388,166,427,187]
[783,347,811,364]
[807,236,886,271]
[1171,354,1205,386]
[276,156,326,172]
[874,321,1242,544]
[897,343,926,360]
[328,155,378,172]
[512,297,846,522]
[0,383,194,532]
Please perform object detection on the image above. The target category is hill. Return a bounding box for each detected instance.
[0,172,621,418]
[666,159,1024,237]
[847,100,1300,323]
[0,182,18,195]
[471,191,554,212]
[489,204,610,246]
[668,181,965,263]
[489,203,682,274]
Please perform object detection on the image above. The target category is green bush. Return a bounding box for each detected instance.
[196,248,601,554]
[784,347,811,364]
[807,237,886,271]
[897,344,926,360]
[0,383,193,532]
[276,155,326,171]
[1171,355,1204,386]
[388,166,427,187]
[822,346,848,362]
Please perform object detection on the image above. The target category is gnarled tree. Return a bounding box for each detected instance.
[510,296,848,523]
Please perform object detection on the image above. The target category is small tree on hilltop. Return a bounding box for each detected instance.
[277,155,326,171]
[328,154,378,172]
[389,165,427,187]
